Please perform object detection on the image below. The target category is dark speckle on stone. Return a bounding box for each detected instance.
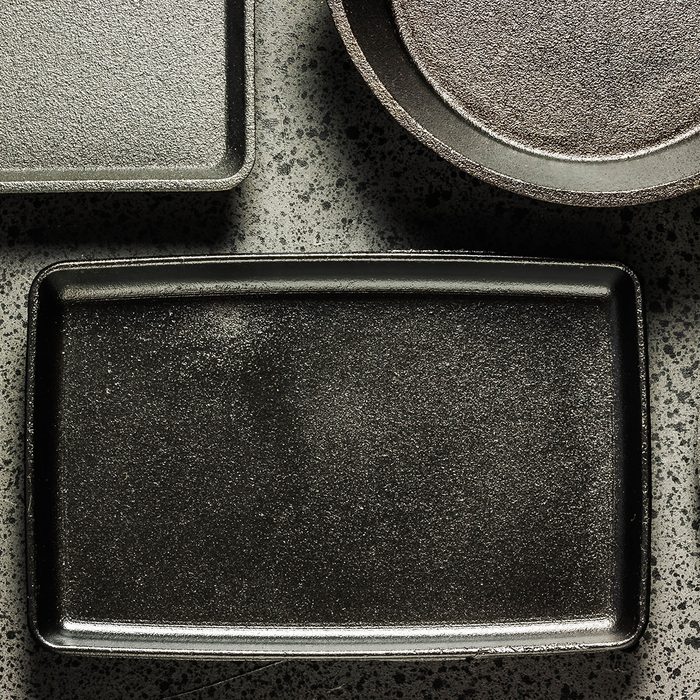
[686,637,700,650]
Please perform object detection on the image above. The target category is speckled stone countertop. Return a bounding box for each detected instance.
[0,0,698,697]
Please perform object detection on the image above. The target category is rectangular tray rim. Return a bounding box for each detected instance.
[24,252,650,658]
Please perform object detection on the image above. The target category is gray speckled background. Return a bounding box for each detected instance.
[0,0,698,697]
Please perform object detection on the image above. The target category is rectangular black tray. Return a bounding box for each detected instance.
[26,254,649,657]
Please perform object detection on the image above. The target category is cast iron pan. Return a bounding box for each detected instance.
[329,0,700,206]
[26,254,649,657]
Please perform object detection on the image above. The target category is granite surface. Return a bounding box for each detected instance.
[0,0,698,697]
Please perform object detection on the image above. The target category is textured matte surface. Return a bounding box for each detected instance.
[26,257,646,656]
[59,295,618,626]
[330,0,700,205]
[0,0,697,693]
[0,0,254,191]
[393,0,700,160]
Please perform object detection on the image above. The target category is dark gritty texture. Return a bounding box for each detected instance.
[393,0,700,160]
[0,0,697,695]
[42,292,618,630]
[329,0,700,205]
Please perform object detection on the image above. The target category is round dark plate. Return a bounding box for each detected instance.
[329,0,700,206]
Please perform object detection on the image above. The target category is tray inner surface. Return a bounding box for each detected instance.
[29,260,646,654]
[0,0,245,185]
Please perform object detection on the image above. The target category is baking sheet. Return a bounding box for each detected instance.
[0,0,253,192]
[25,254,649,657]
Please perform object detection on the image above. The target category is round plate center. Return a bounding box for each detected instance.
[393,0,700,160]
